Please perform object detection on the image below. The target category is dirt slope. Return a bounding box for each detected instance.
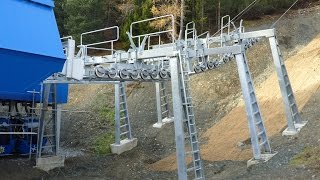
[150,34,320,171]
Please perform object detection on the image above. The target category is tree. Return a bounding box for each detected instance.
[54,0,67,37]
[63,0,121,45]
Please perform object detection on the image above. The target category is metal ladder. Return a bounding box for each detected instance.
[154,81,171,128]
[269,36,305,135]
[114,82,133,144]
[179,52,205,180]
[37,83,60,158]
[159,82,170,118]
[154,58,172,128]
[234,52,272,161]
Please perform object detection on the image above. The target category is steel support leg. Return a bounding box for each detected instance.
[155,82,163,127]
[235,52,276,166]
[170,57,187,180]
[114,82,121,145]
[111,82,137,154]
[235,53,261,159]
[269,36,306,135]
[55,104,62,154]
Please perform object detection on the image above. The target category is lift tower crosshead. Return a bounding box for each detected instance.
[40,15,305,179]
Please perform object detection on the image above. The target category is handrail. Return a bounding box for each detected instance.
[221,15,231,46]
[197,31,209,38]
[147,34,161,50]
[221,15,231,35]
[130,14,175,44]
[185,21,196,40]
[80,26,119,46]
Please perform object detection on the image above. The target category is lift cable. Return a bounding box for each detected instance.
[270,0,299,28]
[212,0,260,37]
[232,0,260,23]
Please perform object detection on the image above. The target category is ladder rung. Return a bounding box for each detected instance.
[162,110,169,114]
[253,111,260,116]
[161,103,168,107]
[260,140,268,146]
[120,117,127,120]
[187,167,195,172]
[44,134,55,137]
[42,145,56,148]
[120,132,128,136]
[290,103,295,107]
[120,124,128,128]
[257,131,265,137]
[191,140,199,144]
[255,121,262,125]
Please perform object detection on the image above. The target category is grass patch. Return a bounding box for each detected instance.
[97,106,115,125]
[93,132,115,155]
[290,146,320,169]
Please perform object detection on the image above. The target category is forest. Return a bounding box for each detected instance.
[54,0,316,46]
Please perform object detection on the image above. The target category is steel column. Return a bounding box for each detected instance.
[170,57,187,180]
[235,53,261,159]
[269,36,301,132]
[114,82,121,145]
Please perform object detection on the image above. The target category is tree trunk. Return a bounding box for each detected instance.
[178,0,185,39]
[201,0,204,32]
[217,0,221,31]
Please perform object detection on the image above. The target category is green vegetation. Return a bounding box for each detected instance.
[93,133,115,155]
[290,146,320,169]
[97,106,115,125]
[54,0,313,47]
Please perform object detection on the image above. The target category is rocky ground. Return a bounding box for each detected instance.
[0,4,320,180]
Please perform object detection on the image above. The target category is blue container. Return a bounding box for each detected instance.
[0,118,16,155]
[0,0,68,103]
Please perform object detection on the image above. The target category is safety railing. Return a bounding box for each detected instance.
[147,34,161,50]
[185,21,197,40]
[130,14,175,48]
[220,15,231,47]
[80,26,119,56]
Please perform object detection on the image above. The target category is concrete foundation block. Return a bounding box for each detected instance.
[247,152,277,168]
[35,155,65,172]
[282,121,308,136]
[111,138,138,155]
[152,117,174,128]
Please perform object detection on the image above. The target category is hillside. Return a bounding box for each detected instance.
[150,33,320,171]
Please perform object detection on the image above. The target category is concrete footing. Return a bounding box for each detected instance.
[35,155,65,171]
[152,117,174,128]
[282,121,308,136]
[247,152,277,167]
[111,138,138,155]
